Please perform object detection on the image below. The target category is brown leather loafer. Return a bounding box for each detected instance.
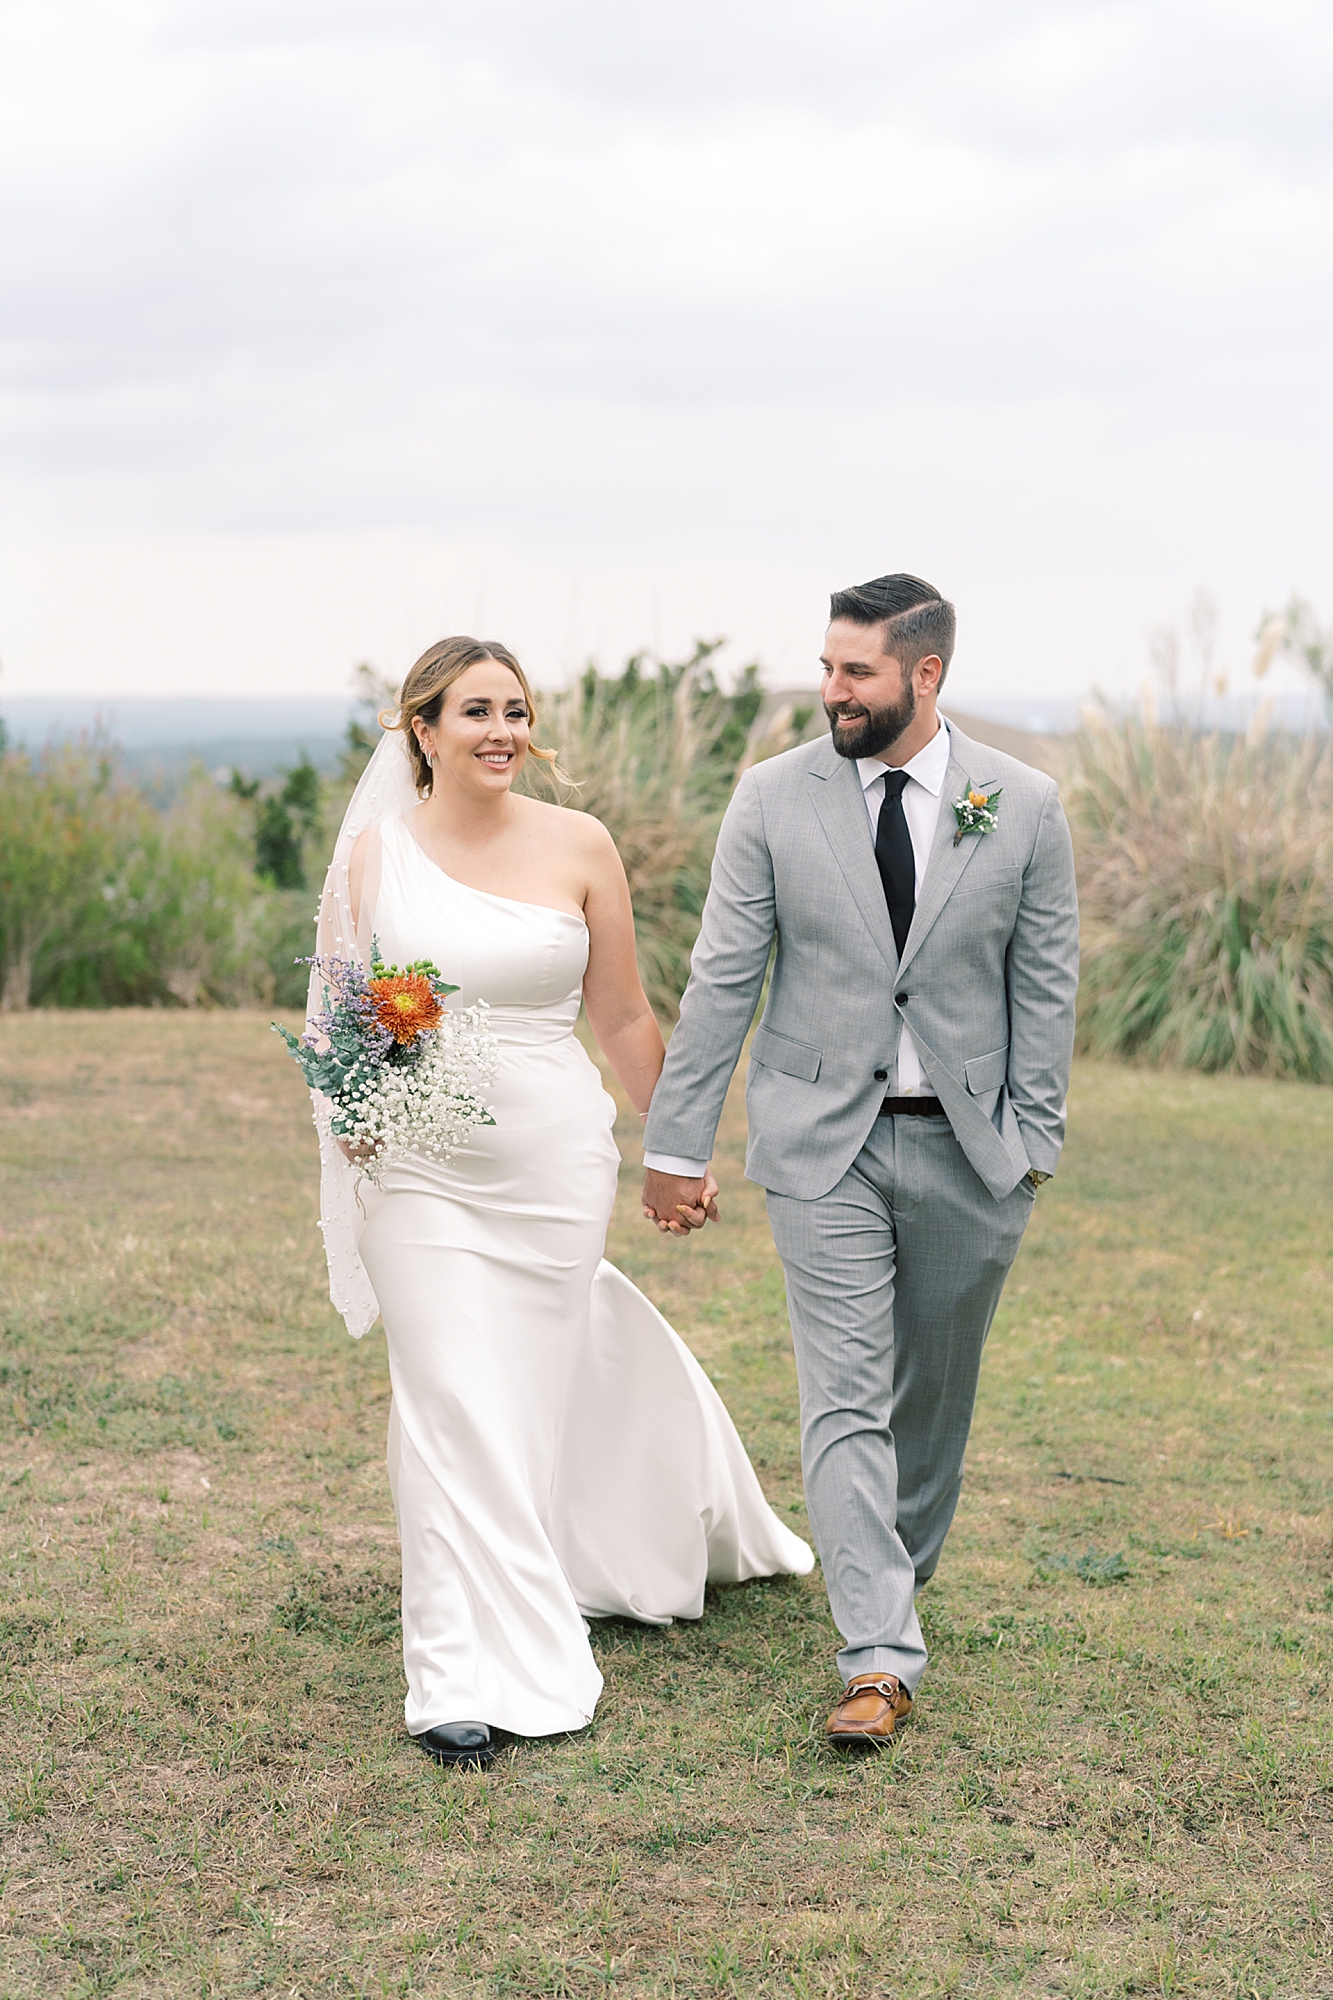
[825,1672,912,1746]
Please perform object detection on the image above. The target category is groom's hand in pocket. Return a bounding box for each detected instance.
[642,1168,719,1236]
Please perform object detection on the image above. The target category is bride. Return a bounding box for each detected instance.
[310,635,813,1768]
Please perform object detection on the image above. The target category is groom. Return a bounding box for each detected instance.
[642,573,1079,1744]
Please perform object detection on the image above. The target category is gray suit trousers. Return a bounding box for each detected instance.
[767,1110,1035,1691]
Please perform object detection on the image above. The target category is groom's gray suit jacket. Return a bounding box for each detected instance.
[644,723,1080,1202]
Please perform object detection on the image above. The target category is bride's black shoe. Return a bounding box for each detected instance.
[415,1722,495,1769]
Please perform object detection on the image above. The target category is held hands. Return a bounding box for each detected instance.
[641,1167,720,1237]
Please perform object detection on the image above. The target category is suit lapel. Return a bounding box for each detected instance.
[805,745,899,979]
[896,728,997,978]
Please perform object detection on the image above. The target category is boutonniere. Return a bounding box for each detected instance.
[951,782,1002,846]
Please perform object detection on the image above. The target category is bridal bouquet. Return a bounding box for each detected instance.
[274,947,499,1183]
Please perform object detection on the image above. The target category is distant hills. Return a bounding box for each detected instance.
[0,696,362,785]
[2,686,1323,793]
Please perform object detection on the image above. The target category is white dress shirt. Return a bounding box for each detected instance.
[855,719,951,1098]
[645,722,952,1178]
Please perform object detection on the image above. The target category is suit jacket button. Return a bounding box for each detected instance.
[895,992,909,1005]
[873,1069,887,1081]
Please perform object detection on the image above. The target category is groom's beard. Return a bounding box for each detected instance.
[825,678,917,761]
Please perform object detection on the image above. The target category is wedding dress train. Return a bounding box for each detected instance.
[355,812,813,1738]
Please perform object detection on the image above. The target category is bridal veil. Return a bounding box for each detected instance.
[306,728,417,1339]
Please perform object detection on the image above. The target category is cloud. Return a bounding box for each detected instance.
[0,0,1330,692]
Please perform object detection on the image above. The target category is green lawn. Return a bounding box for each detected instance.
[0,1012,1330,1998]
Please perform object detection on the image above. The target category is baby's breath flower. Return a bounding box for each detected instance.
[951,782,1003,847]
[333,1002,499,1184]
[274,948,499,1178]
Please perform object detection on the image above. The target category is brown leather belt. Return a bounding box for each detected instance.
[878,1096,947,1117]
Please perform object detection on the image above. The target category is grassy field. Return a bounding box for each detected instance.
[0,1012,1330,1999]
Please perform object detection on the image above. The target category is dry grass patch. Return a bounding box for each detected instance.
[0,1013,1330,1998]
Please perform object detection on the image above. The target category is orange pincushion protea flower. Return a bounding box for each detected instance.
[369,973,444,1044]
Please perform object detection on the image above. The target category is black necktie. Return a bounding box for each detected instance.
[874,769,915,959]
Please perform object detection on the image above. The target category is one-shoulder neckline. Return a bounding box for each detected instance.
[396,814,589,929]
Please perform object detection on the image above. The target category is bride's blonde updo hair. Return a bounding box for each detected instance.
[384,636,564,797]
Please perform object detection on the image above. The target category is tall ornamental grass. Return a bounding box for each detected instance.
[1065,707,1333,1080]
[528,646,806,1016]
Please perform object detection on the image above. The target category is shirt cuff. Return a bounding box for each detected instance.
[643,1151,709,1178]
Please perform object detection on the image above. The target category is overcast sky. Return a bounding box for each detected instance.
[1,0,1330,708]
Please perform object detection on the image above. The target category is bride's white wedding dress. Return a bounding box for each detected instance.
[353,812,813,1739]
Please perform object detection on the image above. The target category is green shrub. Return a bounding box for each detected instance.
[250,885,318,1008]
[230,754,323,890]
[0,738,155,1009]
[0,741,297,1009]
[1066,707,1333,1080]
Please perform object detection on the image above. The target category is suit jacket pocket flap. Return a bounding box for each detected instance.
[964,1045,1009,1094]
[752,1026,822,1083]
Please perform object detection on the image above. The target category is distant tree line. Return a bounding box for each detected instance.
[6,612,1330,1079]
[0,649,806,1018]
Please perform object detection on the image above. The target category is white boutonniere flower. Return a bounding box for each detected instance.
[951,782,1002,847]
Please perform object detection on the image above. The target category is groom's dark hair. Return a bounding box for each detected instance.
[829,573,956,683]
